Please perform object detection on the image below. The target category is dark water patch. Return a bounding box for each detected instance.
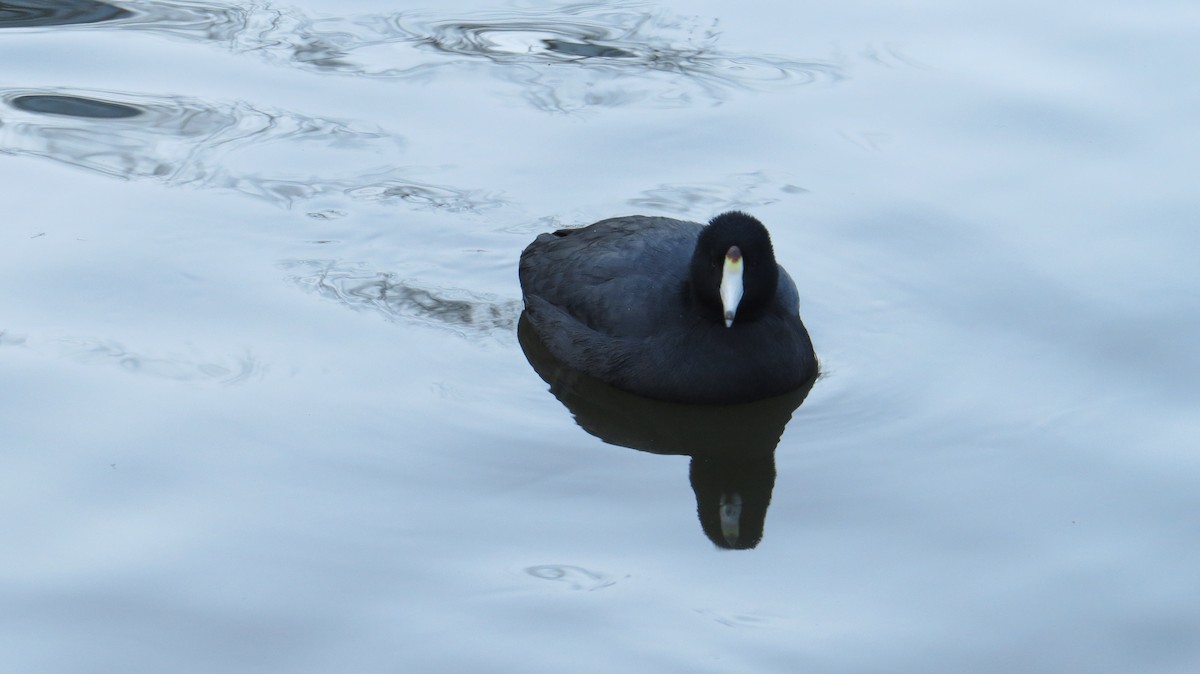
[542,39,634,59]
[0,0,130,28]
[10,94,142,119]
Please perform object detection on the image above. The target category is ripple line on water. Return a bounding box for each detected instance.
[524,564,616,591]
[280,259,521,340]
[0,87,501,211]
[627,171,809,216]
[20,1,842,113]
[4,330,264,385]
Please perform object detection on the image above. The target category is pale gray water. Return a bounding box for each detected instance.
[2,1,1199,672]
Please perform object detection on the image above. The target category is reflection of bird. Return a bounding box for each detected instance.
[519,212,817,404]
[518,314,813,550]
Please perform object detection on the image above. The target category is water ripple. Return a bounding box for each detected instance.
[0,330,29,347]
[3,330,263,384]
[280,260,521,340]
[58,337,262,384]
[24,1,841,113]
[627,171,809,216]
[0,87,500,211]
[524,564,616,591]
[393,3,842,111]
[693,608,782,629]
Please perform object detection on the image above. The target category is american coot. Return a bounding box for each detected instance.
[519,211,817,404]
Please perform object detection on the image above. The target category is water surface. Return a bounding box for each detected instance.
[2,1,1199,672]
